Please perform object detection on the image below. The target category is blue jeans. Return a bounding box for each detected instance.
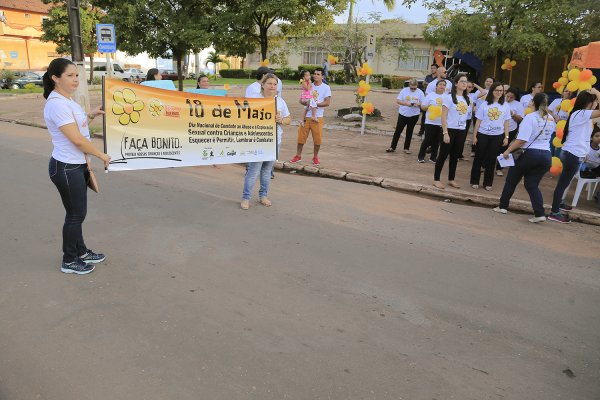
[49,157,88,263]
[499,149,551,217]
[551,151,583,213]
[242,161,274,200]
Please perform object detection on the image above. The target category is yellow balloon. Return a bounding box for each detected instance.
[567,81,579,92]
[551,156,563,168]
[578,81,592,91]
[558,77,568,86]
[568,68,580,81]
[561,71,568,78]
[556,120,566,130]
[552,137,563,148]
[590,75,597,85]
[560,100,572,112]
[556,85,564,94]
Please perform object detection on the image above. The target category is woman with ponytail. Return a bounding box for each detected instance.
[494,93,555,222]
[548,88,600,223]
[434,73,471,189]
[43,58,110,274]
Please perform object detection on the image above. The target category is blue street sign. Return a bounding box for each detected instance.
[96,24,116,53]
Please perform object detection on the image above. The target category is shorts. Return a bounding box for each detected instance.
[297,118,323,145]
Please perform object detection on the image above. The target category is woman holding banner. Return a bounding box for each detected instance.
[241,73,291,209]
[43,58,111,275]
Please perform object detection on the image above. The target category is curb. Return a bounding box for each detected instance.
[275,162,600,226]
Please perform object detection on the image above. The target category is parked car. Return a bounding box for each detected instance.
[160,70,179,81]
[89,63,131,81]
[1,71,44,89]
[124,68,146,82]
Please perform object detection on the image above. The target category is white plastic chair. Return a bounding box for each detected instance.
[562,171,600,207]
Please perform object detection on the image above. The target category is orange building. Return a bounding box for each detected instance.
[0,0,58,71]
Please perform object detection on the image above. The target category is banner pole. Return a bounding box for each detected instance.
[275,95,279,161]
[102,76,107,172]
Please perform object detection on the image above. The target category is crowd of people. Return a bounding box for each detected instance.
[42,56,598,274]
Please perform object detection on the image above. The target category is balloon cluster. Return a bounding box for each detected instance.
[428,105,442,120]
[357,62,374,76]
[357,80,371,97]
[223,84,230,91]
[501,58,517,71]
[552,68,597,93]
[327,54,338,65]
[550,156,563,176]
[260,59,269,67]
[361,102,374,115]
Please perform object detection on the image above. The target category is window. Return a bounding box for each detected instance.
[24,13,31,18]
[397,48,430,71]
[303,47,328,65]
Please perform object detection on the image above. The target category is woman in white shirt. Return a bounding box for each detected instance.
[548,87,572,122]
[241,73,291,210]
[386,79,424,154]
[495,93,555,222]
[470,82,511,190]
[520,82,542,110]
[43,58,110,275]
[434,73,471,189]
[417,79,446,163]
[549,88,600,223]
[496,87,525,175]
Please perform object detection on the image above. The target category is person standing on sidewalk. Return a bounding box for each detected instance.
[386,78,424,154]
[469,82,510,191]
[548,88,600,223]
[43,58,110,275]
[417,79,446,163]
[434,74,471,189]
[417,64,438,137]
[520,82,543,111]
[290,67,331,166]
[241,73,291,210]
[425,66,452,95]
[496,87,524,175]
[494,93,555,222]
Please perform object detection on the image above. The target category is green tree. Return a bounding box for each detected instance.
[91,0,213,90]
[212,0,346,62]
[204,50,230,78]
[40,0,104,82]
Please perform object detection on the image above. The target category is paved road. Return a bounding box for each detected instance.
[1,121,599,399]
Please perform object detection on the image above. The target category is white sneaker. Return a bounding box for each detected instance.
[528,216,546,223]
[493,207,507,214]
[496,170,504,176]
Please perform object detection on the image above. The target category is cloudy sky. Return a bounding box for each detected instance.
[334,0,431,24]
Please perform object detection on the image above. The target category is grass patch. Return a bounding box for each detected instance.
[1,87,44,94]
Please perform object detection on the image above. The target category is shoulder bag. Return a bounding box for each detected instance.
[511,116,548,161]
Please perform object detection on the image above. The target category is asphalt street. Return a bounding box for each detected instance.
[1,121,599,399]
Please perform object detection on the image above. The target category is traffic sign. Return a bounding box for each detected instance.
[365,34,376,62]
[96,24,116,53]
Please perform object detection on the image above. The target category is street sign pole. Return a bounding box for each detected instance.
[96,24,117,79]
[360,33,376,136]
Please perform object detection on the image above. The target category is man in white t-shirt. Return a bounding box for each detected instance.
[245,66,271,98]
[290,67,331,166]
[425,67,452,95]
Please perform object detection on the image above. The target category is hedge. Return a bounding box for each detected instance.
[381,75,408,89]
[219,69,250,78]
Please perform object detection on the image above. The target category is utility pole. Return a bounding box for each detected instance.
[66,0,90,113]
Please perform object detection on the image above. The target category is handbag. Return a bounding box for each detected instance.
[86,155,99,193]
[511,116,548,161]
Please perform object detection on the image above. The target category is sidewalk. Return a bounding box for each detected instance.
[1,86,598,225]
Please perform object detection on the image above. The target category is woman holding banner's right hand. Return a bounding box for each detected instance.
[241,73,291,210]
[43,58,110,275]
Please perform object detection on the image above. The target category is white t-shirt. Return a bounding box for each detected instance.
[475,101,511,135]
[245,81,262,98]
[422,92,444,126]
[516,112,555,151]
[520,94,533,110]
[273,96,290,145]
[442,94,471,130]
[425,78,452,95]
[585,144,600,169]
[305,82,332,118]
[506,100,525,132]
[474,89,489,113]
[276,78,283,98]
[548,98,570,121]
[397,87,425,117]
[562,110,594,157]
[43,91,90,164]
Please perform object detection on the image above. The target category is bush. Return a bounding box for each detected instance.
[329,70,346,84]
[91,76,102,85]
[381,76,391,89]
[382,76,406,89]
[297,64,322,74]
[273,68,301,81]
[370,74,384,84]
[24,83,37,89]
[219,69,247,78]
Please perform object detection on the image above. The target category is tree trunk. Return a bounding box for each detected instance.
[494,50,504,83]
[176,56,183,91]
[194,52,200,75]
[259,26,268,61]
[88,55,94,83]
[347,0,354,25]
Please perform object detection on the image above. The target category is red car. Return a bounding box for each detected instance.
[160,70,179,81]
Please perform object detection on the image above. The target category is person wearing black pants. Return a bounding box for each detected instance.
[496,87,524,175]
[470,82,510,190]
[434,73,471,189]
[387,79,424,154]
[418,79,447,162]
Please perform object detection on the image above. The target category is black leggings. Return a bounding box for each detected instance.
[418,124,441,161]
[470,133,504,187]
[434,128,464,181]
[390,114,419,150]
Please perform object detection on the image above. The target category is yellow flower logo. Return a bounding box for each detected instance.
[312,90,318,101]
[487,107,501,121]
[405,96,411,101]
[435,97,443,105]
[112,88,144,125]
[148,99,164,117]
[456,101,467,115]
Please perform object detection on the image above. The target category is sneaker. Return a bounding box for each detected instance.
[496,170,504,176]
[417,158,425,163]
[548,212,571,224]
[493,207,507,214]
[80,249,105,264]
[429,159,436,164]
[559,204,573,212]
[312,156,320,166]
[61,259,95,275]
[403,149,412,154]
[290,155,301,163]
[529,216,547,223]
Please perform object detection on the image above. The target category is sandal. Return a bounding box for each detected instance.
[240,200,249,210]
[386,148,395,153]
[433,181,445,189]
[259,197,272,207]
[484,186,493,191]
[447,181,460,188]
[471,184,479,189]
